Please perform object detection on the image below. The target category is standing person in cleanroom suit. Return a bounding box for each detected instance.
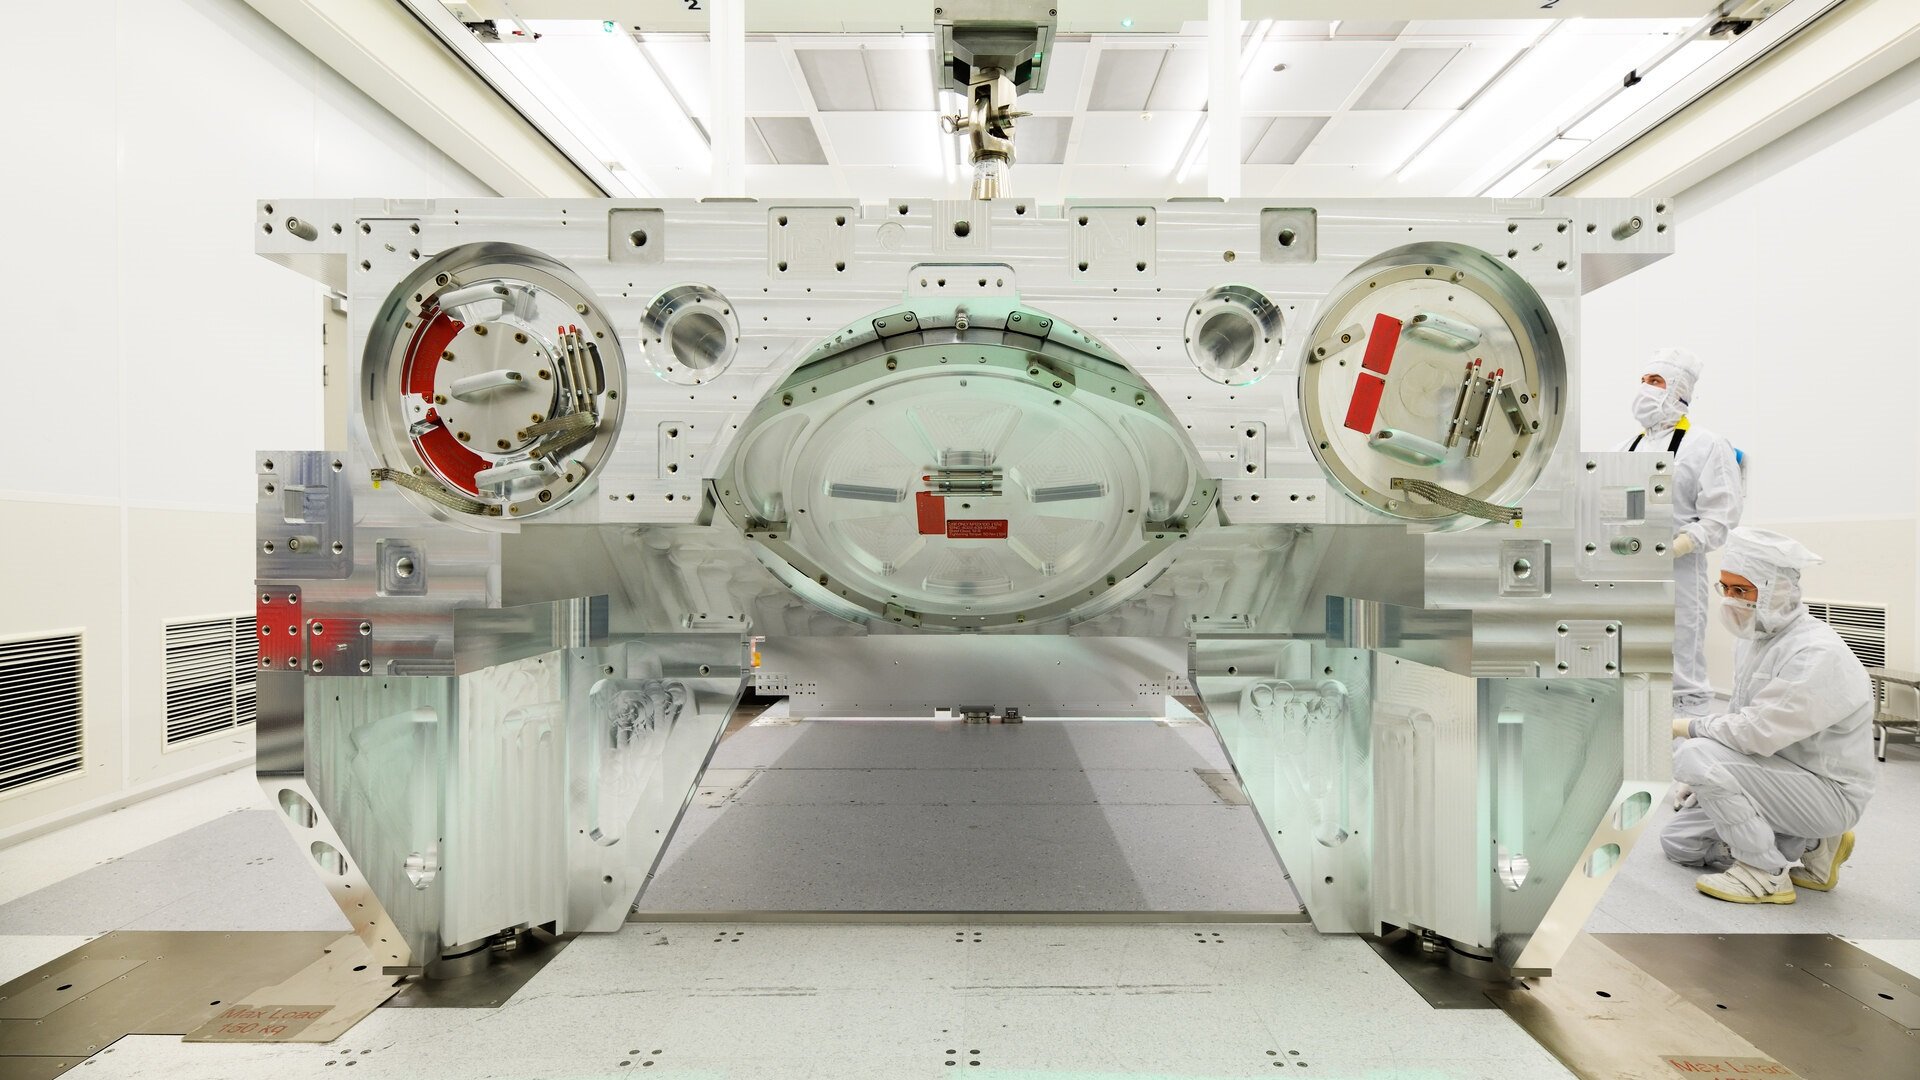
[1661,528,1877,904]
[1615,348,1743,716]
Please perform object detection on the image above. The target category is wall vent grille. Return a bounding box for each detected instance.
[164,616,257,745]
[0,633,84,794]
[1807,600,1888,700]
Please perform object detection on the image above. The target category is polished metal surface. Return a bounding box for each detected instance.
[382,931,574,1008]
[1601,933,1920,1079]
[625,909,1310,925]
[253,193,1677,983]
[1488,934,1792,1080]
[0,931,347,1060]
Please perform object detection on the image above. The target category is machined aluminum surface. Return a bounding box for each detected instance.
[253,194,1678,981]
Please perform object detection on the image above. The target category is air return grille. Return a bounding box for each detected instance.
[0,632,84,794]
[1806,601,1888,669]
[164,616,257,745]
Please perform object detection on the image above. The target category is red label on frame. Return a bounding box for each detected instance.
[946,519,1009,539]
[1343,371,1387,434]
[915,491,947,535]
[1360,312,1402,375]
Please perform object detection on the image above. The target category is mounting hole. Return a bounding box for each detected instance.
[1277,228,1296,247]
[311,840,347,876]
[629,229,648,248]
[952,220,971,238]
[278,789,316,828]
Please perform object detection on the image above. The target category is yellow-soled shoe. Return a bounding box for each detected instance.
[1696,863,1796,904]
[1789,832,1855,892]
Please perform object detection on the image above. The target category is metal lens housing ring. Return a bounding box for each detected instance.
[364,242,627,524]
[1297,241,1566,525]
[711,300,1217,631]
[642,283,740,386]
[1184,284,1283,386]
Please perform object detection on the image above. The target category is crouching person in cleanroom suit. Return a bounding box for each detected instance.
[1660,527,1877,904]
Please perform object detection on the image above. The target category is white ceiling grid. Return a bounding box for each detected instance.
[487,18,1721,201]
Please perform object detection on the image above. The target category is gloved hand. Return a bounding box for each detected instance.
[1673,783,1697,810]
[1670,532,1697,557]
[1670,716,1694,739]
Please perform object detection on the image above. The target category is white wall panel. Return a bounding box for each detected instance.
[0,0,488,839]
[1582,62,1920,677]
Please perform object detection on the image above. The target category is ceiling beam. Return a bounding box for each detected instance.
[240,0,603,197]
[456,1,1716,33]
[1553,0,1920,197]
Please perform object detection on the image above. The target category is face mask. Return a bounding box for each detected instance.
[1718,596,1762,639]
[1632,384,1682,431]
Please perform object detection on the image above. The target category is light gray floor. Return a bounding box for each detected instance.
[83,922,1574,1080]
[642,718,1301,912]
[1586,739,1920,937]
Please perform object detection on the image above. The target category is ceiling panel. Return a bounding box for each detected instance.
[818,112,941,167]
[1295,110,1454,166]
[1244,41,1392,112]
[477,18,1721,199]
[1145,47,1208,112]
[1074,112,1202,165]
[1334,21,1409,40]
[745,120,774,165]
[1353,47,1460,110]
[864,47,936,111]
[1244,116,1330,165]
[1016,116,1072,165]
[754,116,828,165]
[1087,48,1167,112]
[1409,44,1523,110]
[1020,40,1089,113]
[796,49,874,110]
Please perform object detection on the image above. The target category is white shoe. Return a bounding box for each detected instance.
[1696,862,1796,905]
[1790,832,1855,892]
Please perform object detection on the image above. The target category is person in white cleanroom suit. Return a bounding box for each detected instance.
[1661,528,1876,904]
[1614,348,1743,716]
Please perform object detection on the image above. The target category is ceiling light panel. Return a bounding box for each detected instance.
[490,23,709,193]
[1016,116,1072,165]
[1353,47,1459,111]
[753,116,828,165]
[1244,115,1329,165]
[1087,48,1167,112]
[1245,42,1392,113]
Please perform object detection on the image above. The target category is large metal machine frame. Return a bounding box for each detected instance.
[253,190,1676,982]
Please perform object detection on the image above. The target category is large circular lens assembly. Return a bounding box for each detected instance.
[1298,242,1564,525]
[364,243,626,522]
[713,302,1216,630]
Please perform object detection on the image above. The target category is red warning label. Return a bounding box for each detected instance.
[915,491,946,535]
[946,519,1009,539]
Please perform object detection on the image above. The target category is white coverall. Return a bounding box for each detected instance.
[1614,423,1743,716]
[1661,604,1877,875]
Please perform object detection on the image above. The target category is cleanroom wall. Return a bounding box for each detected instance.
[0,0,487,840]
[1582,58,1920,691]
